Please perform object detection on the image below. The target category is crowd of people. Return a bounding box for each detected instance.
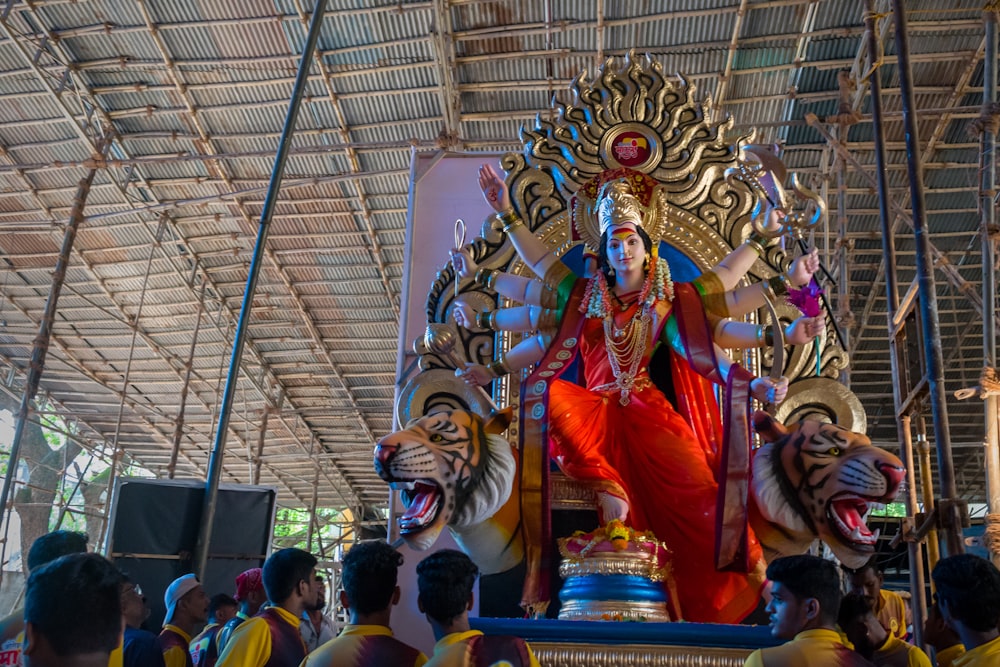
[3,530,999,666]
[748,552,1000,667]
[0,530,540,666]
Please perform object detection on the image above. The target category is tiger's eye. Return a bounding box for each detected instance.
[828,447,840,456]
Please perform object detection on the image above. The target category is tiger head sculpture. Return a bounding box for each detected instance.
[373,409,520,574]
[750,411,905,569]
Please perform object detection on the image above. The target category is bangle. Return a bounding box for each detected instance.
[764,327,775,347]
[497,208,518,225]
[475,310,499,331]
[744,238,766,257]
[767,274,789,298]
[748,231,772,248]
[498,208,523,234]
[755,324,764,345]
[502,218,524,234]
[487,356,512,378]
[473,268,499,291]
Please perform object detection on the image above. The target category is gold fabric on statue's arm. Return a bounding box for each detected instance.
[693,270,730,318]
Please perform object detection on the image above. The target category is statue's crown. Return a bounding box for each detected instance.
[597,179,648,237]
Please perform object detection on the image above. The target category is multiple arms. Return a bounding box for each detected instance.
[451,162,826,402]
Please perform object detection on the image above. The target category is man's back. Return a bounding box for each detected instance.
[425,630,539,667]
[217,606,307,667]
[745,629,875,667]
[871,634,931,667]
[300,625,427,667]
[952,635,1000,666]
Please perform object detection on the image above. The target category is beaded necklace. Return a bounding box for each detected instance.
[581,257,674,405]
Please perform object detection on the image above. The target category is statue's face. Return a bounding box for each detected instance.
[606,225,645,275]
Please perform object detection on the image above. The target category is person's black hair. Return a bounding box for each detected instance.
[840,555,880,577]
[262,548,317,605]
[597,225,654,282]
[26,531,88,572]
[209,593,237,617]
[766,554,842,625]
[341,540,403,615]
[24,553,122,657]
[837,591,875,629]
[416,549,479,625]
[931,553,1000,632]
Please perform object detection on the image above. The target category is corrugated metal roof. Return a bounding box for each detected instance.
[0,0,996,549]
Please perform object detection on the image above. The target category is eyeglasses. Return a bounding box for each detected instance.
[122,584,143,598]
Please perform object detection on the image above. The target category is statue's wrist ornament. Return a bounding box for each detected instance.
[474,268,499,291]
[475,310,499,331]
[487,356,512,378]
[497,208,522,233]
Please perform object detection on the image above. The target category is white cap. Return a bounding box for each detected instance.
[163,573,200,623]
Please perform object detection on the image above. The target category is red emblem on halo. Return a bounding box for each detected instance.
[610,131,651,167]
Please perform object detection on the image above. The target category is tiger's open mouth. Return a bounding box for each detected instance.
[391,480,443,535]
[829,493,883,547]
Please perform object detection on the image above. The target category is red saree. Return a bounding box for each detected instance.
[525,274,765,623]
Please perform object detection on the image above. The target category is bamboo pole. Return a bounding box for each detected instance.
[0,168,97,529]
[892,0,964,557]
[862,2,926,644]
[980,8,1000,566]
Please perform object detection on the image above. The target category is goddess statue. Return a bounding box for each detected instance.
[450,159,823,623]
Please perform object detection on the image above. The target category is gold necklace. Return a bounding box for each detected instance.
[602,306,651,405]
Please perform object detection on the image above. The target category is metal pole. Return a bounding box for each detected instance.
[863,2,926,644]
[0,169,96,528]
[193,0,329,578]
[891,0,964,557]
[980,8,1000,567]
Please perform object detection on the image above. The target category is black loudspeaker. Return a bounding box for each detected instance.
[106,478,277,629]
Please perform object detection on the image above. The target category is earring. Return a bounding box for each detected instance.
[643,256,650,272]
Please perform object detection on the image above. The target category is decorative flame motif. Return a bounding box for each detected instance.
[502,52,760,251]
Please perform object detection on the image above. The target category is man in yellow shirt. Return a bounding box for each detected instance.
[838,592,931,667]
[922,602,964,667]
[160,574,210,667]
[20,553,122,667]
[842,559,909,640]
[216,567,266,654]
[300,540,427,667]
[216,548,319,667]
[417,550,539,667]
[931,554,1000,666]
[744,555,874,667]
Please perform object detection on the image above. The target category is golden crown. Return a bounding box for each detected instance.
[596,179,648,237]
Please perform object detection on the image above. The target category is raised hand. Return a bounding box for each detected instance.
[785,316,824,345]
[479,163,511,213]
[786,247,820,288]
[750,375,789,405]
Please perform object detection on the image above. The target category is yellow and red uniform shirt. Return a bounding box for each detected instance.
[299,624,427,667]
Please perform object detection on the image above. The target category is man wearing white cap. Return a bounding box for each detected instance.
[160,573,209,667]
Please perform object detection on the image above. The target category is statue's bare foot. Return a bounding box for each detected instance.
[597,491,629,525]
